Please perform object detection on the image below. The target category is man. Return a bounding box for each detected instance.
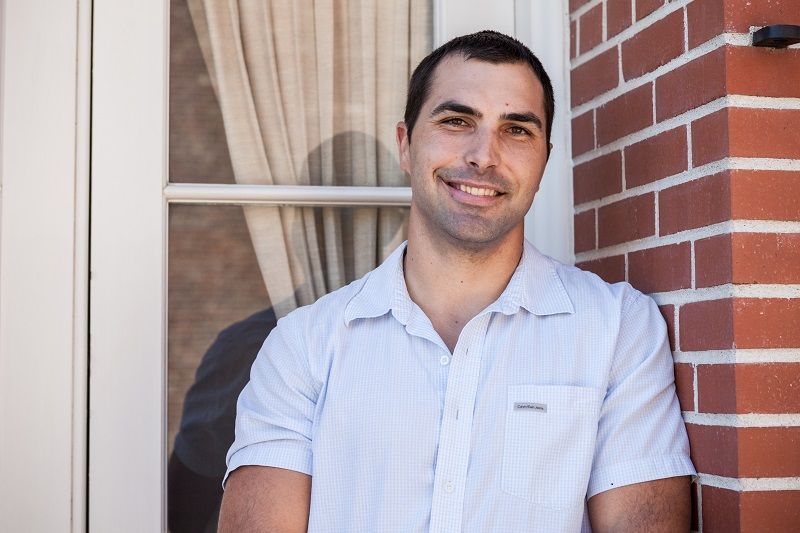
[219,31,695,532]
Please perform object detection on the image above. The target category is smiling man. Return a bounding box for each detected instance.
[219,31,695,532]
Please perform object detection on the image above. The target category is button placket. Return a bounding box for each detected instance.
[428,316,489,533]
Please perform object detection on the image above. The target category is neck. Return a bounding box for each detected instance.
[403,215,523,351]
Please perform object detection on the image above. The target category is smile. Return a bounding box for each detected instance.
[455,184,499,197]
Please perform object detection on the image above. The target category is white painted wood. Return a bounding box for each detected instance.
[435,0,516,46]
[520,0,575,265]
[0,1,86,531]
[72,0,92,530]
[165,183,412,205]
[90,0,168,531]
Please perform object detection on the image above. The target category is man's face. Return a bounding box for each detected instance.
[397,55,550,250]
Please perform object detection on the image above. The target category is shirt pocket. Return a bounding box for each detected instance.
[501,384,604,510]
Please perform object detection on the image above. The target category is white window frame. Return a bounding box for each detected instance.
[89,1,572,530]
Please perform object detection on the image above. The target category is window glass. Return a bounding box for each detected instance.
[167,204,409,531]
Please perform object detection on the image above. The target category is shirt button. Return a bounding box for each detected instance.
[440,355,450,366]
[444,481,454,493]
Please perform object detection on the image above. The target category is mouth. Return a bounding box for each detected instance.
[451,183,500,197]
[436,172,505,200]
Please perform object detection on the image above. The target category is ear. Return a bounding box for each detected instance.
[396,121,411,174]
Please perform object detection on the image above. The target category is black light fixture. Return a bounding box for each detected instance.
[752,24,800,48]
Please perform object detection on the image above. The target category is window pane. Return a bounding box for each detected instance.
[168,0,432,185]
[167,203,409,531]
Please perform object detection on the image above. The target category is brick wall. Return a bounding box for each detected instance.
[569,0,800,530]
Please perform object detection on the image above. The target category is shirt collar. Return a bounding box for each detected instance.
[343,239,574,326]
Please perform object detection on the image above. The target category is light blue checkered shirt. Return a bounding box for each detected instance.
[226,240,695,532]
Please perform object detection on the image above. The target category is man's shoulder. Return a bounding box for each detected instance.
[278,268,378,332]
[535,250,646,317]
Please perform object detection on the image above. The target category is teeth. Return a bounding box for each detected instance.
[457,184,498,197]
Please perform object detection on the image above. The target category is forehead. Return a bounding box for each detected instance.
[424,55,546,115]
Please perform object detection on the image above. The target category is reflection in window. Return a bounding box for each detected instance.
[168,0,430,528]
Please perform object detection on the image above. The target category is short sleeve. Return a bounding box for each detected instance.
[223,313,319,487]
[587,290,696,498]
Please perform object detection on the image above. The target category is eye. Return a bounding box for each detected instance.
[441,117,469,127]
[508,125,532,137]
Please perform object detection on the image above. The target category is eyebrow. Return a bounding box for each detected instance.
[429,100,544,131]
[429,100,482,118]
[500,111,543,131]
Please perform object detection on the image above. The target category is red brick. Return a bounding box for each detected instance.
[728,108,800,160]
[596,83,653,145]
[687,423,738,476]
[580,4,603,53]
[725,0,800,34]
[624,126,688,187]
[728,46,800,99]
[598,193,656,247]
[680,298,734,351]
[697,364,738,413]
[576,255,626,283]
[574,210,596,253]
[571,110,594,156]
[659,172,731,236]
[691,108,729,167]
[571,47,619,107]
[628,242,692,293]
[622,10,684,80]
[689,425,800,477]
[687,0,800,49]
[636,0,665,20]
[739,426,800,477]
[734,298,800,349]
[607,0,632,38]
[731,170,800,222]
[656,47,726,121]
[731,233,800,284]
[740,490,800,532]
[570,20,577,59]
[677,298,800,351]
[574,151,623,204]
[673,362,694,410]
[695,108,800,165]
[687,0,725,49]
[702,486,739,532]
[698,363,800,413]
[569,0,591,12]
[695,233,733,288]
[660,304,676,351]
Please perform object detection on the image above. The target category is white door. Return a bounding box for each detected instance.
[89,1,571,530]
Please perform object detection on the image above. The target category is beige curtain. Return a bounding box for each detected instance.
[187,0,431,317]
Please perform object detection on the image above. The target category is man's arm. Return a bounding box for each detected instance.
[218,466,311,533]
[588,476,691,532]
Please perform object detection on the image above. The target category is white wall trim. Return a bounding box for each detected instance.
[90,0,168,530]
[0,1,86,531]
[72,0,92,530]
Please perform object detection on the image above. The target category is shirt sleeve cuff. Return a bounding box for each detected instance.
[222,441,313,488]
[587,454,697,499]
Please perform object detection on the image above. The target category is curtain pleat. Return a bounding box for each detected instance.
[188,0,431,317]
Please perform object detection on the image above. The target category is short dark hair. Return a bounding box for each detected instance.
[404,30,555,150]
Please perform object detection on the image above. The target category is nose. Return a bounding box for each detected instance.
[464,127,500,171]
